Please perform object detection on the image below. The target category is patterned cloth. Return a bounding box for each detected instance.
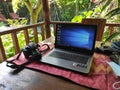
[8,47,120,90]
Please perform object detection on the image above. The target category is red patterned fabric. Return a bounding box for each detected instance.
[8,47,120,90]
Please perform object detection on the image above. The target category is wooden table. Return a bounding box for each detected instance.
[0,37,102,90]
[0,62,93,90]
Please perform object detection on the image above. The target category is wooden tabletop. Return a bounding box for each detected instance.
[0,37,100,90]
[0,62,93,90]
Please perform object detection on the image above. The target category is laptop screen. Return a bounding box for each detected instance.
[55,23,97,53]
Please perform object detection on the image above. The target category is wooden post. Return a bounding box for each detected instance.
[42,0,51,38]
[109,26,114,36]
[0,37,6,61]
[82,18,106,41]
[24,29,29,45]
[33,27,39,44]
[11,32,20,54]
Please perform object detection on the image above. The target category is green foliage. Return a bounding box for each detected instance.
[0,22,7,27]
[71,15,83,22]
[99,0,120,19]
[1,0,120,59]
[1,34,15,58]
[17,31,26,49]
[69,0,119,20]
[51,0,94,21]
[71,10,93,22]
[51,0,76,21]
[12,0,25,11]
[70,0,120,43]
[105,8,120,18]
[0,2,12,18]
[68,0,96,22]
[101,0,112,13]
[1,19,28,59]
[1,28,42,59]
[12,0,42,24]
[7,18,27,27]
[102,32,120,45]
[12,0,37,9]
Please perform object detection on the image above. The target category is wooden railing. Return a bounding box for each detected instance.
[0,22,120,62]
[0,22,45,62]
[106,23,120,35]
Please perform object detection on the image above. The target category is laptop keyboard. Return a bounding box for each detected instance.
[49,51,89,64]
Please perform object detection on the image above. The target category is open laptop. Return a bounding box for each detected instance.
[41,23,97,73]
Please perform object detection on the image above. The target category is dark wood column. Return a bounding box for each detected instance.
[42,0,51,38]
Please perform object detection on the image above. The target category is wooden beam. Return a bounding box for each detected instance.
[42,0,51,38]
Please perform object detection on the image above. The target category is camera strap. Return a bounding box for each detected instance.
[6,43,50,74]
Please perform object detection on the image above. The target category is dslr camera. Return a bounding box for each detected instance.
[22,42,41,60]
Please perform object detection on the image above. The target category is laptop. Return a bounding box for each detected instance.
[41,23,97,73]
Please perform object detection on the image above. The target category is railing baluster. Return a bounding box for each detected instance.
[106,23,120,35]
[53,24,56,36]
[24,29,29,45]
[41,25,45,40]
[109,26,114,36]
[11,32,20,54]
[0,37,6,61]
[33,27,38,44]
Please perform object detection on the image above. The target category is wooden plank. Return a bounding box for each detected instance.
[24,29,29,45]
[106,23,120,26]
[0,37,6,61]
[11,32,20,54]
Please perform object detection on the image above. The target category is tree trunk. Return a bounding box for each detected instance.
[30,10,39,24]
[75,0,79,15]
[24,0,42,24]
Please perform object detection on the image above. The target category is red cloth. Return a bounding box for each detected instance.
[8,48,120,90]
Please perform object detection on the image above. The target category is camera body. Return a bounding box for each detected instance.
[22,42,41,60]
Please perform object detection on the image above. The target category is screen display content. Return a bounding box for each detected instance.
[56,24,96,50]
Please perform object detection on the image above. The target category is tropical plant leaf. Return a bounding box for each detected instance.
[105,8,120,18]
[102,32,120,45]
[101,0,112,13]
[71,15,83,22]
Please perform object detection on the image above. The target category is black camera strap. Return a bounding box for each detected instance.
[6,43,50,74]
